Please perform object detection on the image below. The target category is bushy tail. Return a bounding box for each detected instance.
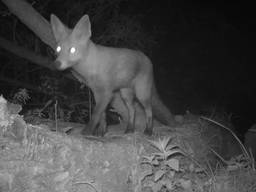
[152,83,174,126]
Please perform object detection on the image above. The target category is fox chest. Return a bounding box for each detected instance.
[72,63,108,87]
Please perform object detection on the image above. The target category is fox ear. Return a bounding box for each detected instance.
[72,15,91,39]
[50,14,69,42]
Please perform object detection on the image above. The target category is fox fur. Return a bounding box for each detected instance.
[50,14,174,136]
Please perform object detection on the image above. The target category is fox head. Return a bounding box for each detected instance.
[50,14,92,70]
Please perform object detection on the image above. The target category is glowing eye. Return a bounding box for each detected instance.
[70,47,76,54]
[56,46,61,53]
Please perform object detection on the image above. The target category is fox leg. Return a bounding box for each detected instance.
[83,88,112,136]
[99,111,107,135]
[141,100,153,136]
[135,79,153,136]
[120,88,135,133]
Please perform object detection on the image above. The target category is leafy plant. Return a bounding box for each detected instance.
[140,136,184,192]
[10,88,30,105]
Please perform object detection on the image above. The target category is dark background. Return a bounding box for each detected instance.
[0,0,254,136]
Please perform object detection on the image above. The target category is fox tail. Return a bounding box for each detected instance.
[152,83,174,126]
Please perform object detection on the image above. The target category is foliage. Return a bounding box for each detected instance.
[9,88,30,105]
[138,131,255,192]
[20,74,91,124]
[201,116,253,168]
[140,136,185,192]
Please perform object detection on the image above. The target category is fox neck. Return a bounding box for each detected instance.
[72,40,100,80]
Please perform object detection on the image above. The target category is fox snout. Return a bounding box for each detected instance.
[54,60,64,70]
[54,59,77,70]
[54,60,70,70]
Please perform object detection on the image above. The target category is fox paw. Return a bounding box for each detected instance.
[81,128,91,135]
[143,128,153,136]
[92,128,105,137]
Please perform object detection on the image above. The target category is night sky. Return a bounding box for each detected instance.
[0,0,254,135]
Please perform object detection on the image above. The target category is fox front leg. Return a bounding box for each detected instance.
[97,111,107,136]
[82,88,112,136]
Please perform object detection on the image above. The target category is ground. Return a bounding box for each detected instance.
[0,97,255,192]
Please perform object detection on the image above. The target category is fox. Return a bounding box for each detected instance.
[50,14,174,136]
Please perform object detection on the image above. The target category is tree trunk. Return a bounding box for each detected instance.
[2,0,56,49]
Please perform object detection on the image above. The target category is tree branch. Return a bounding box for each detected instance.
[0,36,54,70]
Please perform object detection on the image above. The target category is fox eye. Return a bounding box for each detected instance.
[56,46,61,53]
[70,47,76,54]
